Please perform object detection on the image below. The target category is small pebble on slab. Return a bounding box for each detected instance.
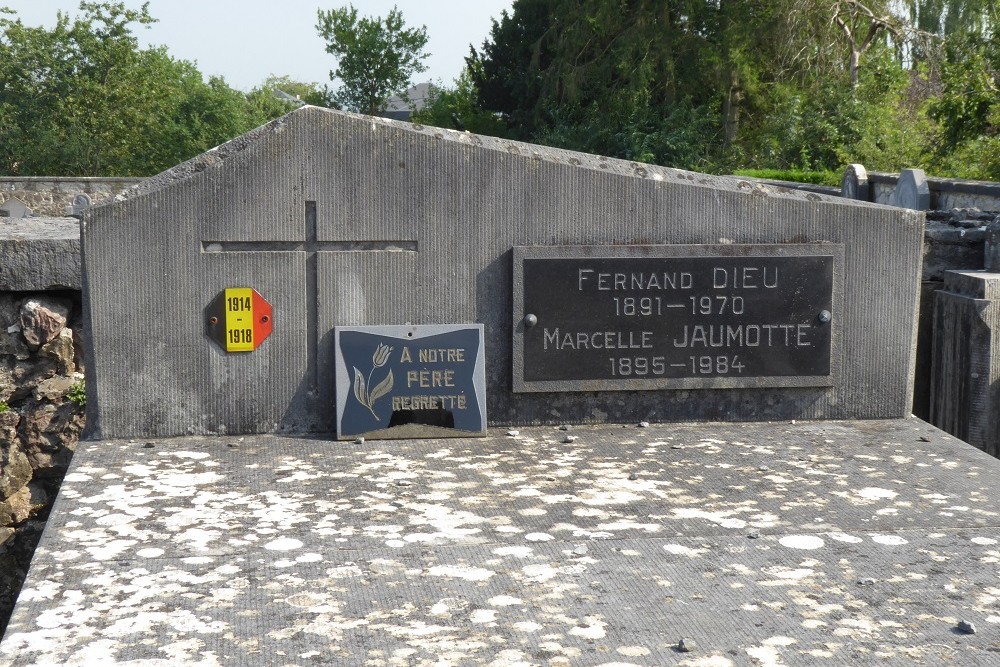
[957,620,977,635]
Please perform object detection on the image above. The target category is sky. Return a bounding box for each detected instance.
[4,1,514,91]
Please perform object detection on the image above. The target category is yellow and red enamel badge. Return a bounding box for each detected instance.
[206,288,273,352]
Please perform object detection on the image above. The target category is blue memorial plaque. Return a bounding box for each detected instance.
[334,325,487,439]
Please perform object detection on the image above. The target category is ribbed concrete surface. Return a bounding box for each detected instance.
[3,419,999,665]
[83,108,925,439]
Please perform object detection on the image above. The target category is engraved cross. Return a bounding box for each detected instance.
[202,200,417,393]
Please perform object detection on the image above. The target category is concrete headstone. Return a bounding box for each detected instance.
[840,163,869,201]
[81,107,924,439]
[890,168,931,210]
[0,199,30,219]
[64,193,91,217]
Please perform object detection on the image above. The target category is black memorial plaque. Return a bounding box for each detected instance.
[513,245,841,392]
[335,325,487,439]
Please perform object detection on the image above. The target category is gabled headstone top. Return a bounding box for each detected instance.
[0,197,31,218]
[841,164,869,201]
[890,169,930,211]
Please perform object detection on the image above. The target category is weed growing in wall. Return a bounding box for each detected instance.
[67,382,85,407]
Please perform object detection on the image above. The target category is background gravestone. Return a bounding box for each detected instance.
[890,168,931,210]
[0,199,30,219]
[82,107,924,439]
[64,194,91,218]
[841,163,869,201]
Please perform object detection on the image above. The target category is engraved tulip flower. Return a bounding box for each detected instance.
[353,342,395,421]
[372,343,393,368]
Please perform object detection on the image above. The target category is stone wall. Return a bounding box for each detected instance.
[0,177,142,217]
[0,292,85,637]
[856,170,1000,211]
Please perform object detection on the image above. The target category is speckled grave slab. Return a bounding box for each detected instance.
[3,419,1000,665]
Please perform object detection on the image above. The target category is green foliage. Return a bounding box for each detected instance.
[930,34,998,147]
[905,0,995,37]
[0,400,9,413]
[315,4,429,114]
[255,75,329,107]
[926,31,1000,179]
[0,2,294,177]
[410,71,508,137]
[467,0,739,169]
[741,44,932,173]
[534,100,723,171]
[466,0,972,177]
[732,170,841,187]
[67,382,86,407]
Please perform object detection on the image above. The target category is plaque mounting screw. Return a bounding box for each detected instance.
[523,313,538,328]
[818,310,832,324]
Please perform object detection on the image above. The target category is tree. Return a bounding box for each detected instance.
[0,2,293,176]
[410,71,508,137]
[905,0,997,38]
[464,0,942,174]
[254,75,329,107]
[315,4,429,115]
[831,1,901,89]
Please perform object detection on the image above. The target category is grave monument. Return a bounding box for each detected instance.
[3,107,1000,665]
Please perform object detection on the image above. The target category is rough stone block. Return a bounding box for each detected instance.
[19,298,70,349]
[923,221,987,281]
[21,403,81,477]
[0,440,30,503]
[0,486,31,526]
[37,330,75,377]
[0,219,81,291]
[0,333,31,363]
